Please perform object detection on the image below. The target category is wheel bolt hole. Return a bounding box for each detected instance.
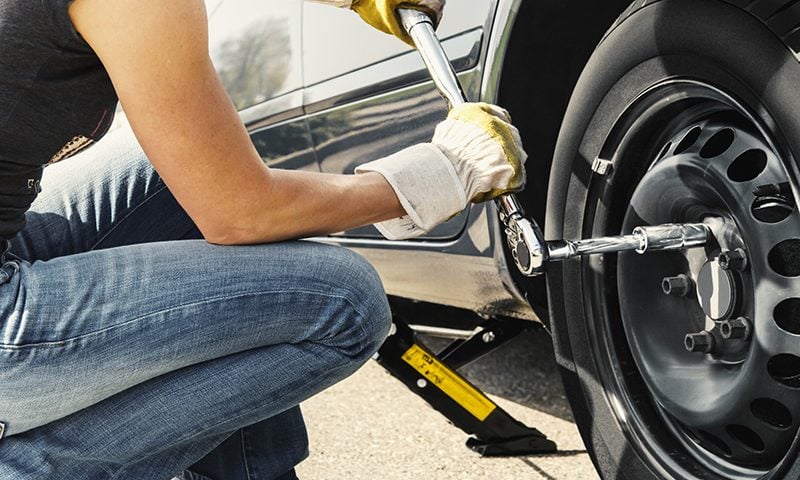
[727,149,768,182]
[700,128,735,158]
[697,430,733,457]
[768,354,800,388]
[768,240,800,277]
[751,398,793,429]
[752,195,794,223]
[674,126,702,154]
[726,424,765,453]
[657,142,673,160]
[774,298,800,335]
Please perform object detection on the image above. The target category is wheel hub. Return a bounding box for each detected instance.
[696,259,736,321]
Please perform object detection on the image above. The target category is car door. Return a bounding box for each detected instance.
[301,1,494,239]
[208,0,318,172]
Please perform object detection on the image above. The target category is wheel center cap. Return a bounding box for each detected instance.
[696,260,735,320]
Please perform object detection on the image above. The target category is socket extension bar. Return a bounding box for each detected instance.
[398,9,711,276]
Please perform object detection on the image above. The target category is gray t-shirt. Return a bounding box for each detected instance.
[0,0,118,239]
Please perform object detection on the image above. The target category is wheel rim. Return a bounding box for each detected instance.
[591,79,800,477]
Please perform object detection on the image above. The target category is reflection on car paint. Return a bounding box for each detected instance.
[208,0,302,109]
[309,83,470,240]
[250,120,320,172]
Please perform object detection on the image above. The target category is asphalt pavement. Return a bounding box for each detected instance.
[295,326,600,480]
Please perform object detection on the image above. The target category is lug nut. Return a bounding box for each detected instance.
[662,274,692,296]
[720,316,751,340]
[685,331,715,354]
[719,249,747,271]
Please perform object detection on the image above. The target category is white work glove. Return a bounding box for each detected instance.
[356,103,527,240]
[307,0,445,46]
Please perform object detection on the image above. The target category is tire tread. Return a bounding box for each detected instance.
[606,0,800,54]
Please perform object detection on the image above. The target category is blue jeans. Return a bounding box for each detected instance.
[0,127,392,479]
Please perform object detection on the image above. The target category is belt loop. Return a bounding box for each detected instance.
[0,240,18,279]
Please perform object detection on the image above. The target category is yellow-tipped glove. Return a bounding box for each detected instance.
[352,0,445,46]
[307,0,445,46]
[355,103,527,240]
[432,103,527,202]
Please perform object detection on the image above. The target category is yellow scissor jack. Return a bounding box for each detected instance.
[376,312,557,456]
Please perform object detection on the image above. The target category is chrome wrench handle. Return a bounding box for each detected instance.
[399,10,467,109]
[399,8,548,277]
[547,223,711,260]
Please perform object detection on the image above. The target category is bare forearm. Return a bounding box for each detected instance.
[209,169,405,245]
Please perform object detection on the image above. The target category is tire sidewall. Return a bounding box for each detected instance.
[546,0,800,478]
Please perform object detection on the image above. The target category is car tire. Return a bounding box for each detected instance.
[546,0,800,478]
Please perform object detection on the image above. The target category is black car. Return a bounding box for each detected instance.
[205,1,800,478]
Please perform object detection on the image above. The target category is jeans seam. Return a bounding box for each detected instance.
[240,429,255,480]
[89,183,169,251]
[0,288,367,350]
[180,470,216,480]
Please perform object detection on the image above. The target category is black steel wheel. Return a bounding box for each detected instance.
[546,1,800,478]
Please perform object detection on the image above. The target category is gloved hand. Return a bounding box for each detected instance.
[352,0,445,46]
[432,103,526,202]
[307,0,445,46]
[356,102,527,240]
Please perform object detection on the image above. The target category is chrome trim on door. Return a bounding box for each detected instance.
[304,29,483,114]
[481,0,522,104]
[240,90,305,130]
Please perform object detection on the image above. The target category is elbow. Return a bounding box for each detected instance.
[198,213,288,245]
[204,232,244,246]
[200,173,278,245]
[199,220,260,246]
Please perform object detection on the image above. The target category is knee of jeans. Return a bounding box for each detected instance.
[313,246,392,359]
